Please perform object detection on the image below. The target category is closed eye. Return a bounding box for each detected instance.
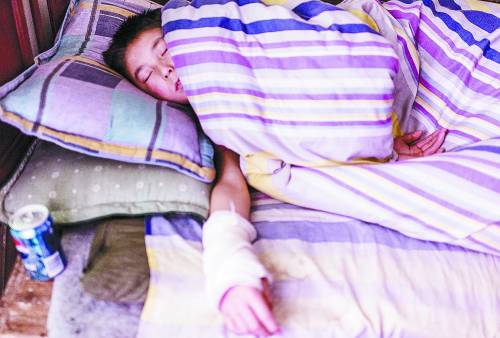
[161,48,168,57]
[138,70,152,83]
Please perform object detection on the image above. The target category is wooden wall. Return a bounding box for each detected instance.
[0,0,68,84]
[0,1,29,85]
[0,0,69,295]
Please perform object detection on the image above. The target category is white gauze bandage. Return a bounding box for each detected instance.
[202,210,271,309]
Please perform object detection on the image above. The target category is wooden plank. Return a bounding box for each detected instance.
[46,0,70,35]
[30,0,55,53]
[0,1,26,84]
[0,334,46,338]
[0,225,18,296]
[0,259,52,337]
[11,0,38,68]
[0,333,45,338]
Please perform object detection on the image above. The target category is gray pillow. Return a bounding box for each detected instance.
[1,141,210,224]
[81,217,149,303]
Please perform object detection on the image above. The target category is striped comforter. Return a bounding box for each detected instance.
[138,194,500,337]
[163,0,500,255]
[140,0,500,336]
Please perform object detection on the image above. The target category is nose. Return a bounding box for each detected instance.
[158,64,174,80]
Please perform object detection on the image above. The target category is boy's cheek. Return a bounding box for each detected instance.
[142,81,162,99]
[151,85,166,100]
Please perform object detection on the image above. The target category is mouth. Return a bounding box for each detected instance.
[175,79,182,91]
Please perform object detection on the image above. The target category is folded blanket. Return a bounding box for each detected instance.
[243,137,500,256]
[162,0,406,164]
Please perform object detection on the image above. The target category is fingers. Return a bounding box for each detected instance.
[396,129,447,160]
[221,285,279,337]
[224,304,276,337]
[431,129,447,152]
[224,309,265,336]
[414,129,441,148]
[248,290,280,335]
[416,129,447,155]
[400,130,423,143]
[224,316,240,335]
[240,304,272,337]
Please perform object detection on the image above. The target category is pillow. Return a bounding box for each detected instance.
[82,217,149,303]
[0,0,215,183]
[1,141,210,224]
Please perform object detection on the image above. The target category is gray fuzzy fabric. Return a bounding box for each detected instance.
[47,224,144,338]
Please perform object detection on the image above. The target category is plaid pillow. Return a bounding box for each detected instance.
[0,0,215,182]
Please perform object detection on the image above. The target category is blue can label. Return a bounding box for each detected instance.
[9,205,66,281]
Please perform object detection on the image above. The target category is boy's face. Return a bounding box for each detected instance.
[125,28,188,104]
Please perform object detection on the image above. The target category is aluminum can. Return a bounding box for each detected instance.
[9,204,66,281]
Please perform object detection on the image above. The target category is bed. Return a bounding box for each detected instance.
[139,192,500,337]
[0,0,498,337]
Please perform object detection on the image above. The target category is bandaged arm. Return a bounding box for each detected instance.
[203,146,271,309]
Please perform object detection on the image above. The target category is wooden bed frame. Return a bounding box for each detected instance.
[0,0,69,294]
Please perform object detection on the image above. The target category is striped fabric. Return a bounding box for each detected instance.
[384,0,500,148]
[162,0,402,164]
[0,0,215,182]
[244,138,500,256]
[164,0,499,254]
[138,196,500,337]
[140,0,499,335]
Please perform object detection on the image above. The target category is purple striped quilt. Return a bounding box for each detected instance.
[162,0,403,164]
[162,0,500,255]
[138,194,500,337]
[139,0,499,336]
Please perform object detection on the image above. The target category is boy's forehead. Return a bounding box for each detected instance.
[124,28,164,74]
[127,29,163,61]
[134,27,163,47]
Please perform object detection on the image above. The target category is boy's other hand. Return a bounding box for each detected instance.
[394,129,447,160]
[220,278,280,337]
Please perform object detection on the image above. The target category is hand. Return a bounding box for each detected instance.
[220,278,280,337]
[394,129,447,160]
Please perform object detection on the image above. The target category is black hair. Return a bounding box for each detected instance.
[103,9,161,78]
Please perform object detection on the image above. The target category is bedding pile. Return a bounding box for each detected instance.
[163,0,500,254]
[137,0,500,336]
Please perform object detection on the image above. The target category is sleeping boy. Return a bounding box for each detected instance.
[103,5,446,337]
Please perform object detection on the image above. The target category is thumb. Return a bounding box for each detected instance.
[401,130,423,143]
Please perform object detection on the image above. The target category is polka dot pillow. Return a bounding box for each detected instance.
[1,141,210,224]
